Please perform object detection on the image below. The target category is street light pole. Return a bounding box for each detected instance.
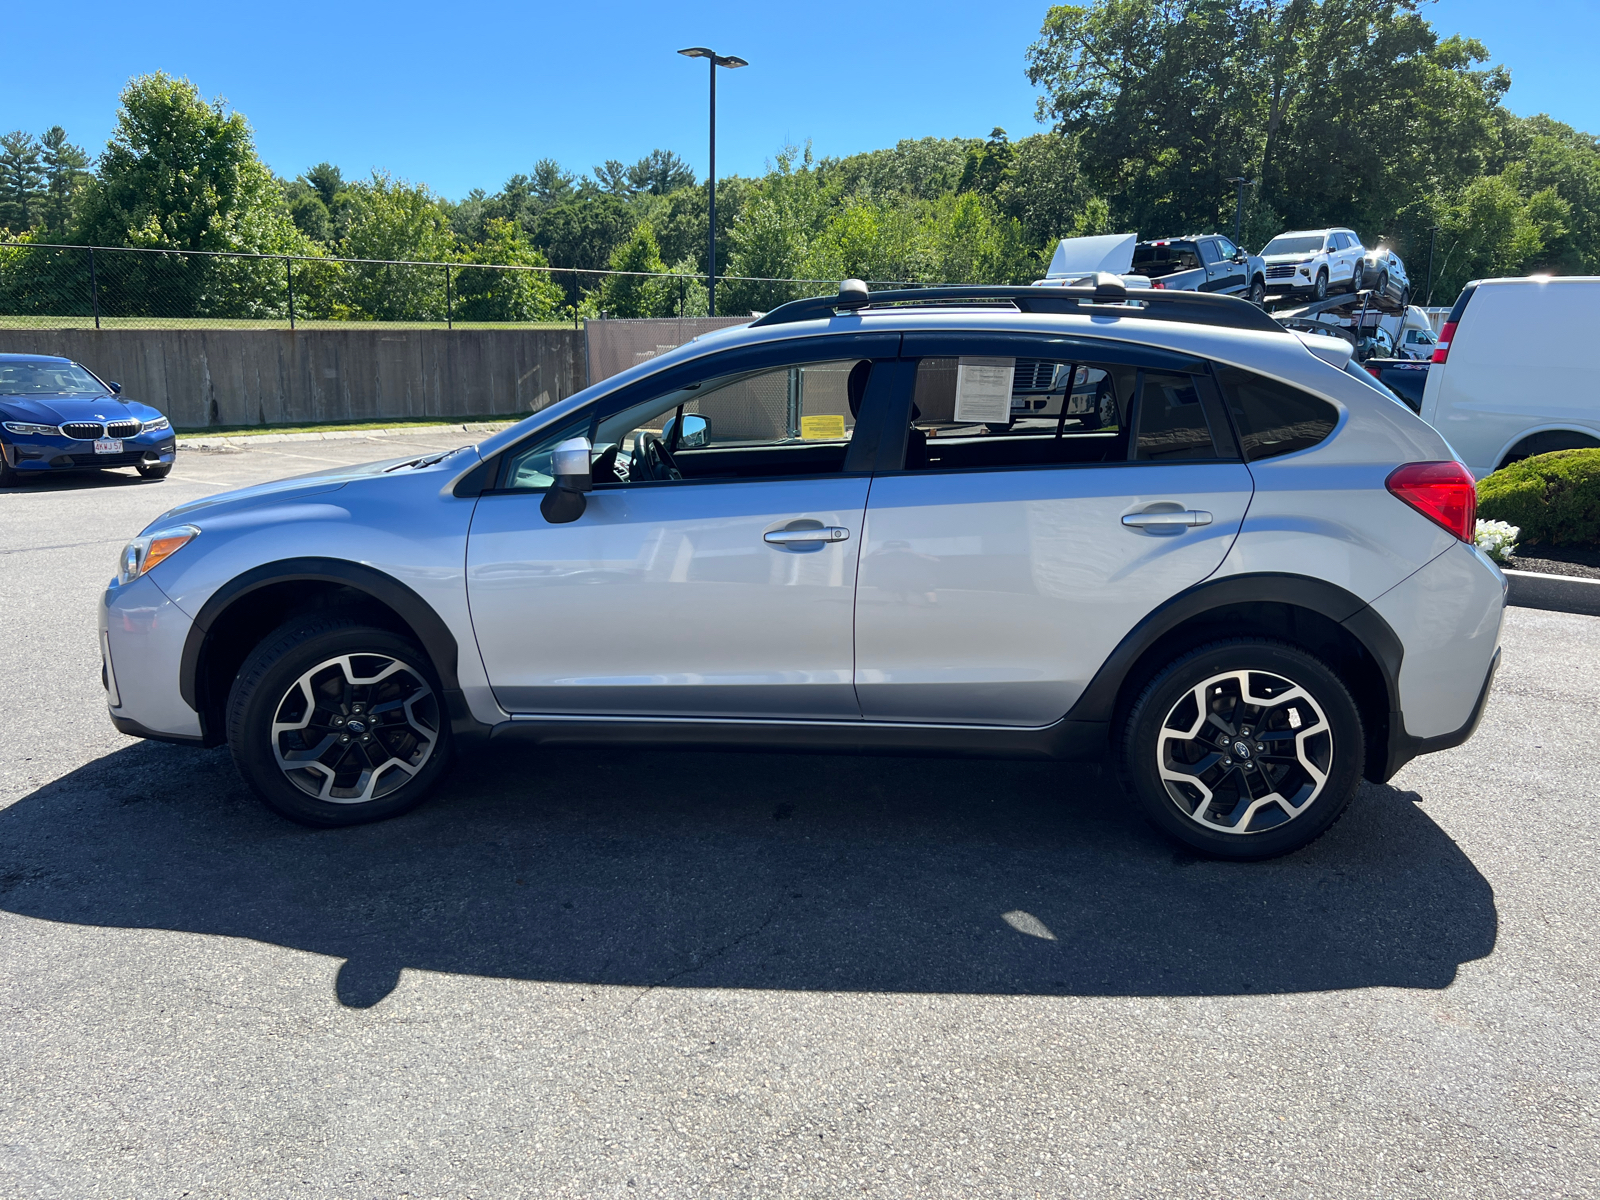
[1425,224,1439,306]
[679,46,747,318]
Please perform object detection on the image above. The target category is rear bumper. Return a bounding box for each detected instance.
[1369,541,1507,780]
[1381,646,1499,781]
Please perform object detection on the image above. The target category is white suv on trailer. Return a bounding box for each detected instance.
[1261,228,1367,300]
[100,278,1505,860]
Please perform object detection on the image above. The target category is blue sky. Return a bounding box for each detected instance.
[2,0,1592,202]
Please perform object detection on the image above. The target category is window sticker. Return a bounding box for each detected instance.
[953,357,1016,424]
[800,413,848,440]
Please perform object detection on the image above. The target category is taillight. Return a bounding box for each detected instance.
[1386,461,1476,541]
[1431,321,1456,363]
[1150,280,1165,289]
[1367,365,1381,378]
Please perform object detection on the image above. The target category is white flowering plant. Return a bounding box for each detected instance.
[1475,519,1520,564]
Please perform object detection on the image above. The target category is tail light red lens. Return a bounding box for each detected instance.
[1431,321,1457,363]
[1150,280,1165,289]
[1386,461,1476,541]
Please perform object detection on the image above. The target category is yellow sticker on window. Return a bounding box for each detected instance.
[800,414,848,440]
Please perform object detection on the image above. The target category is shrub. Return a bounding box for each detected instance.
[1477,449,1600,546]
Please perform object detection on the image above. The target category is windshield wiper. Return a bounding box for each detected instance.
[384,446,467,472]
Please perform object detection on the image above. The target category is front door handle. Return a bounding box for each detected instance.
[1122,510,1213,528]
[764,526,850,545]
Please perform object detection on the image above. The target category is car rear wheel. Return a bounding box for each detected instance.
[1120,640,1364,860]
[226,618,453,827]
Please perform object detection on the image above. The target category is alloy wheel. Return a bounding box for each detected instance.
[269,653,440,804]
[1155,668,1332,835]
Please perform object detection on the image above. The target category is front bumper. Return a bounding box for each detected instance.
[4,431,176,472]
[101,573,203,741]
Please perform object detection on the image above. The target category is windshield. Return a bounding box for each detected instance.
[0,361,110,396]
[1261,235,1325,256]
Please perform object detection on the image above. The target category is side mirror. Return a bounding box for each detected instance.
[539,436,593,524]
[108,381,122,394]
[1232,251,1247,264]
[663,413,710,449]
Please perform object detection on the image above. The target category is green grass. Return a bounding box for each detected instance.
[0,316,578,332]
[177,414,528,437]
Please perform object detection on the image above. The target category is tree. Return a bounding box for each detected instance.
[1024,0,1511,248]
[70,74,311,318]
[530,191,636,305]
[38,128,88,235]
[598,224,677,317]
[336,172,456,320]
[627,150,696,196]
[0,132,45,232]
[452,218,565,322]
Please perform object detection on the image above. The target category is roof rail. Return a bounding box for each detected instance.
[748,277,1288,335]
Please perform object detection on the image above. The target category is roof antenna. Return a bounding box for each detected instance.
[836,278,870,310]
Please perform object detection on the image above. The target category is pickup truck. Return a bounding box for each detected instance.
[1037,233,1268,303]
[1361,358,1430,413]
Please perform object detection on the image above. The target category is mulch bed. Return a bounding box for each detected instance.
[1505,544,1600,581]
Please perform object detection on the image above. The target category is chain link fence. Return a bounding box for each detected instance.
[0,242,912,331]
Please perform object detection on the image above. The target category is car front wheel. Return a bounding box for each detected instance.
[226,617,453,827]
[1313,269,1329,300]
[1248,277,1266,305]
[1120,640,1364,860]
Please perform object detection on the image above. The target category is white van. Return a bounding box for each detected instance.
[1419,277,1600,477]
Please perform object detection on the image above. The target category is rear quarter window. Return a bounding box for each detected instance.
[1214,365,1339,460]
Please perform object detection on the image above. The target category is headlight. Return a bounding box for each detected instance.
[2,421,60,436]
[117,525,200,585]
[140,416,171,433]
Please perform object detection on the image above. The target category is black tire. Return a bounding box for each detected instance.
[1351,263,1366,292]
[1248,276,1267,305]
[1374,270,1389,299]
[1119,639,1364,861]
[137,463,172,480]
[1398,286,1411,309]
[1313,268,1329,301]
[226,617,453,827]
[0,446,21,487]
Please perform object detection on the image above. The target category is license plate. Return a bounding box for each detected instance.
[94,438,122,455]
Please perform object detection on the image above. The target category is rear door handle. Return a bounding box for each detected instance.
[764,526,850,545]
[1122,510,1213,528]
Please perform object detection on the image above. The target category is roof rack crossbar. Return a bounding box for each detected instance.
[748,281,1288,335]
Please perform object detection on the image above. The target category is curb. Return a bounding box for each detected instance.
[1504,568,1600,617]
[178,421,515,451]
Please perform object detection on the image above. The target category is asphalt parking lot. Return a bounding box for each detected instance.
[2,437,1597,1198]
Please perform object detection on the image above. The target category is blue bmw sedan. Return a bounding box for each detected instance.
[0,353,177,485]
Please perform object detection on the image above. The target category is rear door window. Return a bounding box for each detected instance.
[1214,365,1340,460]
[895,356,1233,470]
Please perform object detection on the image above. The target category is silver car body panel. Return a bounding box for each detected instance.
[466,477,869,718]
[855,462,1253,725]
[1369,541,1506,738]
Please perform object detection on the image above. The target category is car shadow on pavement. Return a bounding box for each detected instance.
[0,738,1497,1008]
[1,470,158,495]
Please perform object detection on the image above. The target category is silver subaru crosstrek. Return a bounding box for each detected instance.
[100,279,1504,859]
